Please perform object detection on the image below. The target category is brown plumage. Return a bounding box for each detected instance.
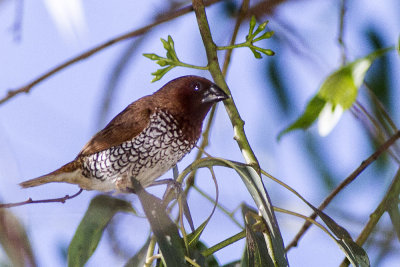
[20,76,228,193]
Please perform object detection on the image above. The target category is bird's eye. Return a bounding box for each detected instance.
[191,81,202,92]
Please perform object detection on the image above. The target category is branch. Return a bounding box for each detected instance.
[0,189,83,208]
[186,0,249,190]
[191,1,288,265]
[339,167,400,266]
[286,130,400,251]
[0,0,222,106]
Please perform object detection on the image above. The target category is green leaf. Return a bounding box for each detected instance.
[314,210,370,266]
[278,47,393,139]
[253,31,274,43]
[151,66,175,82]
[318,64,358,109]
[387,204,400,241]
[187,218,210,249]
[124,237,151,267]
[319,47,393,109]
[247,16,257,40]
[258,48,275,56]
[68,195,135,267]
[161,37,171,51]
[143,53,162,61]
[278,95,326,140]
[253,20,269,37]
[179,158,289,266]
[131,178,188,267]
[0,209,36,267]
[249,47,262,59]
[188,241,219,267]
[242,205,274,267]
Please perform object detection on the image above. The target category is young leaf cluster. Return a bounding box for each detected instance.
[218,16,275,59]
[143,35,207,82]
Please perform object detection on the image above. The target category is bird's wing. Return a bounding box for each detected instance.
[78,97,153,156]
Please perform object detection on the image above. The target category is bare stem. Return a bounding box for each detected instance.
[0,189,83,208]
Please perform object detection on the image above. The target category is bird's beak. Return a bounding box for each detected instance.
[201,84,229,104]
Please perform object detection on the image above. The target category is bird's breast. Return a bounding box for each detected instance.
[81,109,197,192]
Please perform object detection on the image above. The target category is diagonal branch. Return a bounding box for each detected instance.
[0,0,222,106]
[286,130,400,251]
[339,167,400,266]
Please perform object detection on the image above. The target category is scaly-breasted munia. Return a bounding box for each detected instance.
[20,76,228,193]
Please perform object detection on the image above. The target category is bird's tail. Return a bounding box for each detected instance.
[19,174,64,188]
[19,160,82,188]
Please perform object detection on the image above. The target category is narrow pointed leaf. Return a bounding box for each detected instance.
[189,241,219,267]
[279,47,392,139]
[242,205,274,267]
[151,66,175,82]
[253,20,269,37]
[286,187,370,266]
[253,31,274,43]
[68,195,135,267]
[278,95,326,140]
[131,178,188,267]
[247,16,257,40]
[161,38,170,51]
[0,209,36,267]
[124,237,151,267]
[179,158,289,266]
[249,47,262,59]
[143,53,162,60]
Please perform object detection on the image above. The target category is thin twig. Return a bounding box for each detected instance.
[0,189,83,208]
[0,0,222,106]
[338,0,347,65]
[286,130,400,251]
[221,0,249,77]
[353,100,400,164]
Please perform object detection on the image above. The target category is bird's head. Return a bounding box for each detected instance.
[154,76,229,123]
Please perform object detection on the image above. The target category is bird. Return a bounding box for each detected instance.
[19,75,229,193]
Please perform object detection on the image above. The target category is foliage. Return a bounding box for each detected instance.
[1,1,399,267]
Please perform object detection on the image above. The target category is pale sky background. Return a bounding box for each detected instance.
[0,0,399,266]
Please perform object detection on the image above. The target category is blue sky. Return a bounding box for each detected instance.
[1,0,399,266]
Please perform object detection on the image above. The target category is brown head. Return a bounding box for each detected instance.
[153,75,229,124]
[151,75,229,143]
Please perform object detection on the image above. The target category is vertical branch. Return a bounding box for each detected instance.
[191,1,288,265]
[186,0,249,190]
[191,0,260,170]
